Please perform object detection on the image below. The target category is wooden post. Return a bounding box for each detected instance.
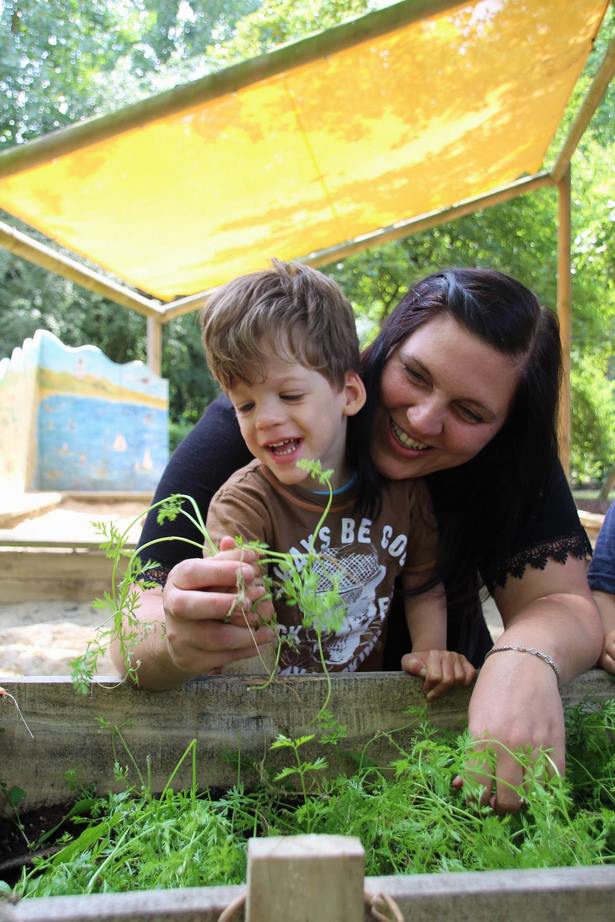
[0,220,161,319]
[146,315,163,376]
[246,835,365,922]
[557,165,572,476]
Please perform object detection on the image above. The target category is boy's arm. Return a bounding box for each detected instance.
[401,574,477,699]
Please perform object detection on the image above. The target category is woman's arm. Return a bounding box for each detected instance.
[464,554,602,812]
[110,397,259,689]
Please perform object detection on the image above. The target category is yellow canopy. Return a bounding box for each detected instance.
[0,0,609,301]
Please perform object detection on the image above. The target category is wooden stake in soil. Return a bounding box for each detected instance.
[246,834,364,922]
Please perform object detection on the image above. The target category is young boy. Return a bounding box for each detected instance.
[201,260,475,695]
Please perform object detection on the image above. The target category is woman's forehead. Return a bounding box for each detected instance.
[397,314,521,409]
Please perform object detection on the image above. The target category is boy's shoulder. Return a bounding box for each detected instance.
[213,458,269,496]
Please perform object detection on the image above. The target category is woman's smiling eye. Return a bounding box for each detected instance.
[457,404,484,424]
[403,364,426,385]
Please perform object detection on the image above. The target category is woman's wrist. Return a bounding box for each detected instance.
[484,644,560,684]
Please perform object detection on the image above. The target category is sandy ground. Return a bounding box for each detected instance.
[0,499,146,679]
[0,500,503,678]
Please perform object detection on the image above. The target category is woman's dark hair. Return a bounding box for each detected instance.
[354,267,562,593]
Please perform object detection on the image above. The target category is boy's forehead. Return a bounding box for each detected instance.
[229,356,333,391]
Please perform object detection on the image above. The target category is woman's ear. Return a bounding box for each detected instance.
[342,371,367,417]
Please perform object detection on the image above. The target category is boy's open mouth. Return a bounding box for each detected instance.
[267,437,303,458]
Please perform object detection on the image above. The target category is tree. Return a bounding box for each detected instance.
[0,0,612,472]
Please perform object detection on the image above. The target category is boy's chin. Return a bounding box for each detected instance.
[260,455,310,486]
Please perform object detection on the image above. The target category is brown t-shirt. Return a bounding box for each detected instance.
[206,460,438,673]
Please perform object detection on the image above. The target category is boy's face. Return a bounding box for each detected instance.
[228,355,365,490]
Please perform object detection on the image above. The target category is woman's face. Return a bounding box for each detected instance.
[370,313,522,479]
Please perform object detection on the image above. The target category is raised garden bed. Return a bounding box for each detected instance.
[1,671,614,920]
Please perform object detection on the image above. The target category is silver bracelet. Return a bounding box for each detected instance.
[484,645,560,684]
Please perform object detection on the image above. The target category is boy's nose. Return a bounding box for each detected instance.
[255,405,285,430]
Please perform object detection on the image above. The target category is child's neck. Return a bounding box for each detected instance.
[310,470,356,496]
[305,460,353,493]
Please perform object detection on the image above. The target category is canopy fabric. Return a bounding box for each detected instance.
[0,0,608,301]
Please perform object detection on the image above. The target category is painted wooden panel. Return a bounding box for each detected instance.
[0,330,168,492]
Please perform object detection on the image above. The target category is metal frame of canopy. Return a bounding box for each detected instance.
[0,0,613,471]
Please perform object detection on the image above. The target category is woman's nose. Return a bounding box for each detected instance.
[407,400,444,436]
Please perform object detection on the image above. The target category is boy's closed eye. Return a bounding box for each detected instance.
[280,392,305,402]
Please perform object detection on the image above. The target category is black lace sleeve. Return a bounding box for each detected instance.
[137,395,252,583]
[485,459,592,590]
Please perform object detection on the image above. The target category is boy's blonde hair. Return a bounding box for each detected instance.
[201,260,360,391]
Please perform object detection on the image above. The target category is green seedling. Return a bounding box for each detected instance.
[6,702,615,898]
[71,460,348,710]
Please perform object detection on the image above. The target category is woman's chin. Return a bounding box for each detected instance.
[371,442,427,479]
[371,429,439,479]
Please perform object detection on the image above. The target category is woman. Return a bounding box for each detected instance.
[114,267,602,813]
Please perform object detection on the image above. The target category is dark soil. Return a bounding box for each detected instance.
[0,803,79,886]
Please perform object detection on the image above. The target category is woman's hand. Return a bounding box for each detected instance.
[162,536,276,678]
[452,556,602,813]
[456,652,564,813]
[401,649,476,699]
[111,537,276,689]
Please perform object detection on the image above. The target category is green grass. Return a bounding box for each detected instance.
[4,701,614,899]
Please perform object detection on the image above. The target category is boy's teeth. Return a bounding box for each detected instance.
[269,438,299,456]
[391,420,429,451]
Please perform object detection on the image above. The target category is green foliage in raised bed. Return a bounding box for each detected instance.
[3,701,614,898]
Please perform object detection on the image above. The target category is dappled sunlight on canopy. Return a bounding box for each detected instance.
[0,0,608,299]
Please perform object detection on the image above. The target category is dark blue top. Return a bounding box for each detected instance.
[588,503,615,595]
[138,395,591,668]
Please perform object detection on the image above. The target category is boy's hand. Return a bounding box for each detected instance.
[598,628,615,674]
[401,649,477,700]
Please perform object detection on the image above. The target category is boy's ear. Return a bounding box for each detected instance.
[342,371,367,417]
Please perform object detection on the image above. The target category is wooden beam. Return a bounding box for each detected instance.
[158,289,212,322]
[1,670,611,811]
[557,166,572,475]
[551,33,615,184]
[0,220,162,319]
[302,173,555,270]
[8,865,615,922]
[146,315,163,375]
[0,1,464,179]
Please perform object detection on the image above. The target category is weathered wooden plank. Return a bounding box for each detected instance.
[8,882,243,921]
[8,864,615,921]
[0,548,126,602]
[368,865,615,921]
[1,671,612,811]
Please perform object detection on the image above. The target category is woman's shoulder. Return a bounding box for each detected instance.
[488,459,592,588]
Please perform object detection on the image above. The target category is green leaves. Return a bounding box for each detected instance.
[7,702,615,898]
